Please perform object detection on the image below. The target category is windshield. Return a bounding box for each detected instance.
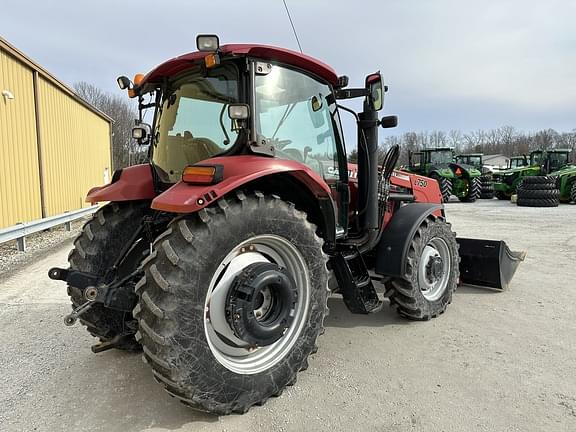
[530,152,543,166]
[510,158,524,168]
[429,150,453,165]
[548,152,569,170]
[467,156,482,167]
[254,65,342,183]
[152,64,240,183]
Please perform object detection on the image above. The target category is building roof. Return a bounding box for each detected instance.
[0,36,112,123]
[141,44,339,87]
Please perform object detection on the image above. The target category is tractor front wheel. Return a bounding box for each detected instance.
[135,191,329,414]
[385,216,459,320]
[570,181,576,203]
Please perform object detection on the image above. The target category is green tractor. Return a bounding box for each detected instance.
[404,147,482,203]
[454,153,493,199]
[550,163,576,203]
[493,149,572,200]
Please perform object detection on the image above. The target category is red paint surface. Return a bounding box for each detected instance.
[86,164,156,203]
[141,44,338,87]
[346,164,443,224]
[151,155,332,213]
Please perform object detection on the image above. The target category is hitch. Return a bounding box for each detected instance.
[64,300,94,326]
[49,267,140,315]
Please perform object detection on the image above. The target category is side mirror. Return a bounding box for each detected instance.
[365,72,384,111]
[308,95,326,129]
[380,115,398,129]
[117,76,132,90]
[132,123,151,145]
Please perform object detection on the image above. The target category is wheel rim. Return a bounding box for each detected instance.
[417,237,451,301]
[204,234,310,375]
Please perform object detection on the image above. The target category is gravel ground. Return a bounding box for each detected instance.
[0,219,85,278]
[0,200,575,432]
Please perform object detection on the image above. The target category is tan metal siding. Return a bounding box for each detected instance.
[37,77,111,217]
[0,51,42,228]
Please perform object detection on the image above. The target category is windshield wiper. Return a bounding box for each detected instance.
[271,103,296,140]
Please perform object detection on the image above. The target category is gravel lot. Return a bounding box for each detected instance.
[0,200,575,432]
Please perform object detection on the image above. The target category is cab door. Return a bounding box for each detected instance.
[252,62,349,236]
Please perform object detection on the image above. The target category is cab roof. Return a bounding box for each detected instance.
[140,44,339,88]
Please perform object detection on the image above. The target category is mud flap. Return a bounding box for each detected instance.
[457,238,526,290]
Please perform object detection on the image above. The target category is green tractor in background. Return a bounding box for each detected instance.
[454,153,494,199]
[550,164,576,203]
[493,149,572,200]
[403,147,482,203]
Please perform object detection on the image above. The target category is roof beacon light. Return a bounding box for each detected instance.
[196,35,220,52]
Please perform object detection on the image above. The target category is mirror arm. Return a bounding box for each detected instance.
[334,88,370,100]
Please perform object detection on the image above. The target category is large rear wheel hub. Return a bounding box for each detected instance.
[226,262,297,347]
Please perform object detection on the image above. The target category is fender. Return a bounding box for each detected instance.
[151,155,333,213]
[86,164,156,203]
[375,203,443,278]
[347,164,443,208]
[389,170,443,204]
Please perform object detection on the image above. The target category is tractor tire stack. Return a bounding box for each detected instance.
[517,176,559,207]
[479,175,494,199]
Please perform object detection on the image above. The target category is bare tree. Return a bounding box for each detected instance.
[74,82,139,170]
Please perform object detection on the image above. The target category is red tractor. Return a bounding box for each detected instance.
[49,35,524,414]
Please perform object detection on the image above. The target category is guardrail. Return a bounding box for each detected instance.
[0,206,98,251]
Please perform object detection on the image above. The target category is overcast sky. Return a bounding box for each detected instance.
[3,0,575,136]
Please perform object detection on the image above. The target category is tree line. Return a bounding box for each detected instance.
[349,127,576,165]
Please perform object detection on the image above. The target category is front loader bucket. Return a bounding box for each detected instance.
[456,238,526,290]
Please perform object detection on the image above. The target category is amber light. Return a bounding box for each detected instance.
[182,165,222,184]
[205,53,220,68]
[133,73,144,86]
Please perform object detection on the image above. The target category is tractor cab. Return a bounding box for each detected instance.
[455,153,483,169]
[529,149,571,174]
[117,35,398,241]
[409,147,455,169]
[508,156,528,169]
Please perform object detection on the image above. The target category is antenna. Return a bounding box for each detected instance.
[282,0,303,53]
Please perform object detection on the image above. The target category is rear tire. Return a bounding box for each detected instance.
[135,191,329,414]
[479,175,494,199]
[517,197,559,207]
[459,177,481,202]
[517,177,560,207]
[520,175,556,185]
[571,181,576,203]
[432,175,452,203]
[496,191,511,200]
[516,188,559,200]
[68,201,150,350]
[385,216,459,320]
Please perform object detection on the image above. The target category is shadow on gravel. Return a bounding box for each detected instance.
[64,348,219,430]
[455,284,504,295]
[324,296,411,329]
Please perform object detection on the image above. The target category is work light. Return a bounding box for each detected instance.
[196,35,220,52]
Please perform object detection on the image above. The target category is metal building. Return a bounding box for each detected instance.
[0,37,112,229]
